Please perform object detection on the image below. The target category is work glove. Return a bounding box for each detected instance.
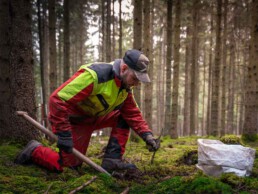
[145,134,160,152]
[56,131,73,154]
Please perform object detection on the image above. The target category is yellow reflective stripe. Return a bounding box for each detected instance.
[57,70,95,101]
[79,65,98,93]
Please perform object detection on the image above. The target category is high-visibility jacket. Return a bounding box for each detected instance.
[49,59,152,137]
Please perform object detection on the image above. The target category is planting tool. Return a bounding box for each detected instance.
[16,111,111,176]
[150,128,163,165]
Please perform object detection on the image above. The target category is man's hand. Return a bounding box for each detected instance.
[56,131,73,153]
[145,134,160,152]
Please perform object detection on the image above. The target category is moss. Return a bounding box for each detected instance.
[242,134,258,142]
[181,176,233,194]
[220,173,258,193]
[176,149,198,165]
[220,135,241,144]
[220,173,245,188]
[131,175,233,194]
[0,137,257,193]
[130,176,183,193]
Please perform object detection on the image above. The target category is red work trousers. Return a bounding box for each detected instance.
[31,110,130,172]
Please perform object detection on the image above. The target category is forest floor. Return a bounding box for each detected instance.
[0,135,257,194]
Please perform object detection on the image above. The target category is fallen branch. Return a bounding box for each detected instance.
[69,176,97,194]
[120,187,130,194]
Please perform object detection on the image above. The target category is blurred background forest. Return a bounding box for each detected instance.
[0,0,258,142]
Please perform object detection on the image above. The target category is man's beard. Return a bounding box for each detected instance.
[121,81,131,90]
[121,74,129,89]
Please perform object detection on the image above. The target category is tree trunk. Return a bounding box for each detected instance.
[133,0,143,108]
[157,17,166,130]
[243,0,258,138]
[57,18,63,86]
[210,0,222,136]
[171,0,181,138]
[119,0,122,57]
[164,0,173,136]
[101,0,106,61]
[37,0,48,126]
[161,18,166,130]
[206,8,214,136]
[49,0,57,94]
[143,0,152,128]
[239,44,248,135]
[190,0,199,135]
[183,25,191,136]
[78,0,86,66]
[227,42,235,134]
[202,43,207,136]
[0,0,39,141]
[220,0,228,136]
[43,0,49,101]
[106,0,111,62]
[63,0,70,81]
[112,0,115,59]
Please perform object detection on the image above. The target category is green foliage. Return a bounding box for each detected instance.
[220,135,241,144]
[220,173,258,193]
[0,136,257,193]
[242,134,258,142]
[131,175,234,194]
[182,175,233,194]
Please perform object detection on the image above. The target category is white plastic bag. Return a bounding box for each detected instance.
[196,139,256,177]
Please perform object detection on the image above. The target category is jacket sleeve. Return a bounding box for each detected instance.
[120,92,152,137]
[48,69,94,133]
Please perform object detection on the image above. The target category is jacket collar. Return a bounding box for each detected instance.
[113,59,122,88]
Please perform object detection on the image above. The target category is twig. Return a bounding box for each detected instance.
[120,187,130,194]
[69,176,97,194]
[160,175,171,181]
[44,183,53,194]
[150,151,156,165]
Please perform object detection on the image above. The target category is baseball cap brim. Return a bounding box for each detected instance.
[134,70,151,83]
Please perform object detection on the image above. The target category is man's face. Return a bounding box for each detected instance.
[121,66,140,89]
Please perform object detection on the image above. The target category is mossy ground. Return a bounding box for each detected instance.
[0,135,257,194]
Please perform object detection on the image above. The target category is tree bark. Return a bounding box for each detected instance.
[63,0,70,81]
[133,0,143,108]
[49,0,57,94]
[101,0,106,61]
[37,0,48,126]
[220,0,228,136]
[171,0,181,138]
[0,0,39,141]
[183,25,191,136]
[190,0,199,135]
[164,0,173,135]
[202,43,207,136]
[112,0,115,59]
[206,7,214,136]
[119,0,122,57]
[106,0,111,62]
[243,0,258,138]
[143,0,153,128]
[210,0,222,136]
[227,41,235,134]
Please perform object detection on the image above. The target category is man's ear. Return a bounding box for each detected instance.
[121,63,128,73]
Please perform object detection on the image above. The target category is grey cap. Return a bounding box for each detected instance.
[123,49,151,83]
